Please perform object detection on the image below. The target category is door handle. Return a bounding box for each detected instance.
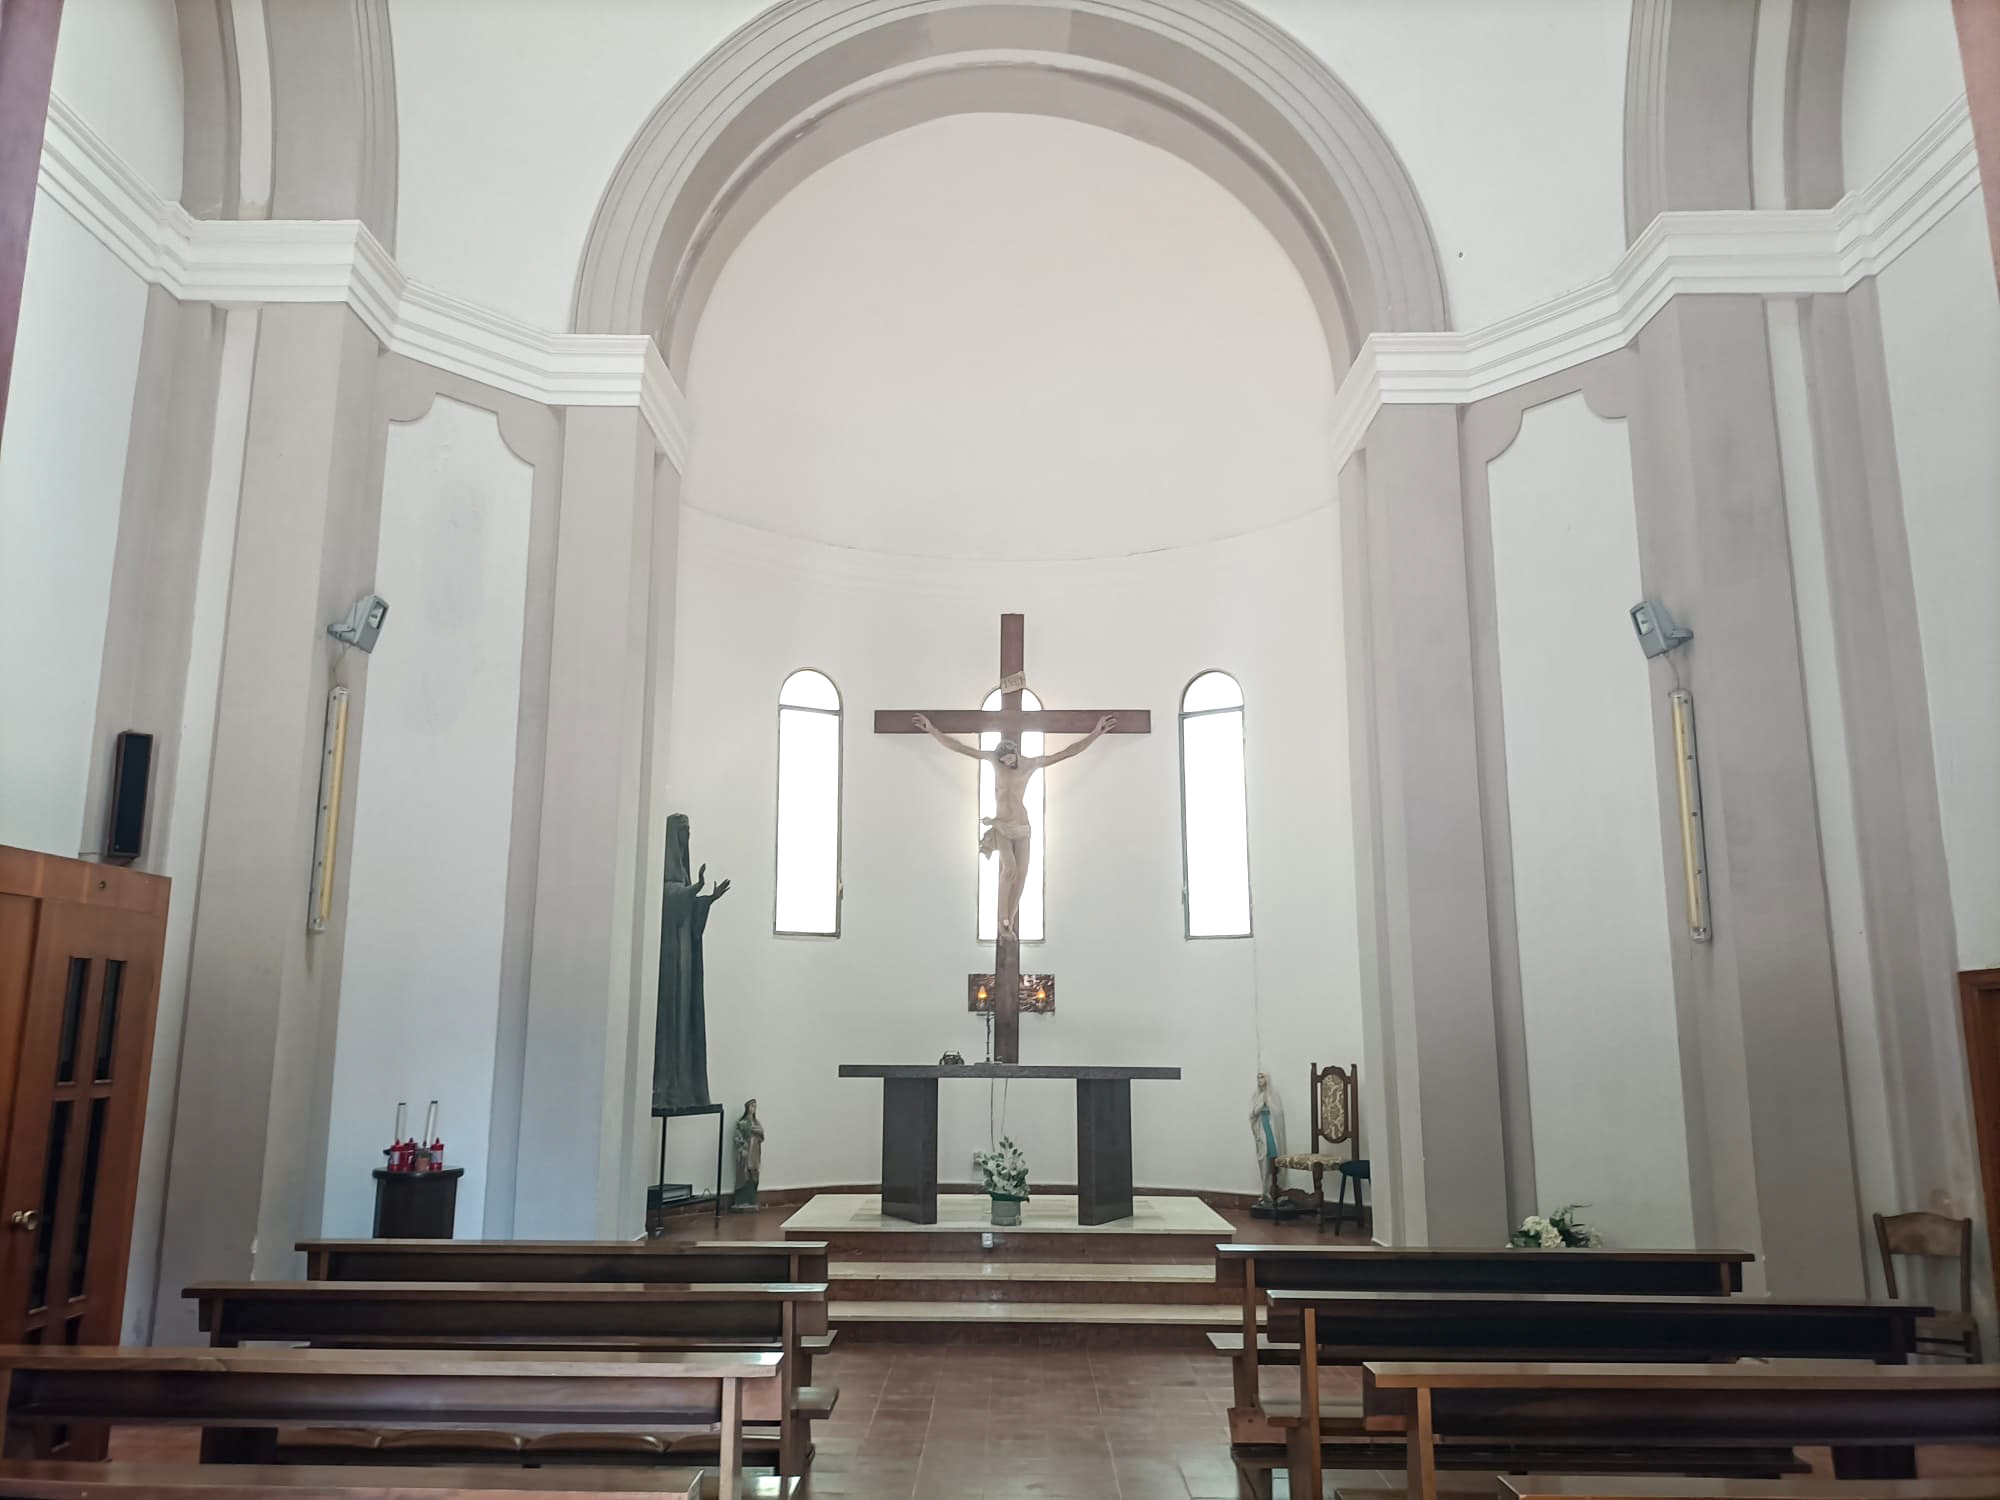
[9,1210,39,1232]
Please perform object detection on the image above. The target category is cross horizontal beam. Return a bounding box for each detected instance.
[873,709,1152,736]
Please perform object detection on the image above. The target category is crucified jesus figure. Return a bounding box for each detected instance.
[913,712,1117,938]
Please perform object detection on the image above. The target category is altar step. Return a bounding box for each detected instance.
[830,1258,1223,1305]
[828,1297,1243,1346]
[782,1191,1233,1262]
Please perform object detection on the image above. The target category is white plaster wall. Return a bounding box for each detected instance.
[684,114,1336,559]
[50,0,184,200]
[1875,197,2000,969]
[0,201,151,856]
[665,510,1357,1195]
[1245,0,1631,330]
[386,0,1628,335]
[389,0,763,329]
[1486,392,1694,1248]
[662,110,1358,1194]
[322,397,533,1235]
[1843,0,1968,192]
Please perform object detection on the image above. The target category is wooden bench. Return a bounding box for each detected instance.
[1258,1293,1927,1500]
[299,1239,830,1294]
[1215,1245,1752,1420]
[0,1346,782,1500]
[185,1281,831,1477]
[1498,1479,2000,1500]
[1363,1361,2000,1500]
[0,1459,804,1499]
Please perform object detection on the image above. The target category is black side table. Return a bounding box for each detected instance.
[372,1167,463,1238]
[649,1103,725,1233]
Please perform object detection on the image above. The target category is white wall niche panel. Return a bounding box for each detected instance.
[0,197,152,855]
[1875,197,2000,969]
[323,395,534,1236]
[1486,391,1694,1247]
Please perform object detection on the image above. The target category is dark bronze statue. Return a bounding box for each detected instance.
[653,814,730,1112]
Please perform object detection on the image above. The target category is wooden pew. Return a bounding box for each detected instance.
[0,1346,782,1500]
[1500,1479,2000,1500]
[185,1281,830,1477]
[1216,1245,1752,1423]
[298,1239,830,1298]
[1363,1361,2000,1500]
[1263,1293,1927,1500]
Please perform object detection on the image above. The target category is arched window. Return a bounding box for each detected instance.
[978,686,1045,941]
[775,669,841,935]
[1180,671,1250,937]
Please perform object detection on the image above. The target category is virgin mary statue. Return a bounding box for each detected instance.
[653,814,731,1112]
[1250,1071,1288,1206]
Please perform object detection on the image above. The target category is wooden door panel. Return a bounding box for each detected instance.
[0,902,161,1350]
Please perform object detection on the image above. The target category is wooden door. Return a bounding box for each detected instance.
[0,849,166,1358]
[1963,969,2000,1287]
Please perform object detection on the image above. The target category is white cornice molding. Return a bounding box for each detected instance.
[36,94,692,466]
[1328,93,1978,457]
[39,87,1973,477]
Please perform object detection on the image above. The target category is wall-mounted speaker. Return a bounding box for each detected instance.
[105,731,153,864]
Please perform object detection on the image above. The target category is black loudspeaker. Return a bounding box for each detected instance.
[105,731,153,863]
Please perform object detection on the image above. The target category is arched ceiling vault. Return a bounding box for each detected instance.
[572,0,1450,380]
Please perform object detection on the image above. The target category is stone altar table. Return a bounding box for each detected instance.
[838,1063,1181,1226]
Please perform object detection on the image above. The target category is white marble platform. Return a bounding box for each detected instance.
[782,1191,1231,1237]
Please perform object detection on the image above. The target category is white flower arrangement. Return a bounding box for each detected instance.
[974,1136,1029,1200]
[1509,1204,1602,1248]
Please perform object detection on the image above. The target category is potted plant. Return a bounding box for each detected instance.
[1509,1204,1603,1248]
[974,1136,1029,1227]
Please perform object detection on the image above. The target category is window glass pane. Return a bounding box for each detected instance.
[93,961,122,1083]
[779,669,839,711]
[68,1098,108,1298]
[1183,670,1243,713]
[30,1101,69,1311]
[56,959,86,1085]
[775,684,841,935]
[1182,683,1251,937]
[978,689,1044,942]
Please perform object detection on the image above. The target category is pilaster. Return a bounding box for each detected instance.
[1341,402,1509,1246]
[1629,294,1865,1295]
[512,404,661,1237]
[151,302,385,1339]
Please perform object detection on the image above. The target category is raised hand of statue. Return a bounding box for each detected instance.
[912,714,932,731]
[1096,715,1117,734]
[709,877,732,901]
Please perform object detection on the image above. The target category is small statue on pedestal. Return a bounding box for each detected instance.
[731,1099,764,1211]
[1250,1071,1302,1219]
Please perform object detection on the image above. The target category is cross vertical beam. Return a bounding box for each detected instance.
[993,613,1025,1062]
[876,612,1150,1066]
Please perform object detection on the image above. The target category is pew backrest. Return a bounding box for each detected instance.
[1362,1359,2000,1440]
[1500,1478,2000,1500]
[298,1239,829,1290]
[1266,1290,1923,1365]
[185,1281,825,1351]
[1218,1245,1750,1298]
[0,1460,721,1500]
[0,1345,784,1429]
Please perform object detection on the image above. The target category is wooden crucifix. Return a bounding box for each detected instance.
[875,613,1151,1063]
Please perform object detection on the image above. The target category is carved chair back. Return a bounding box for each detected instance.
[1310,1062,1358,1157]
[1874,1210,1974,1312]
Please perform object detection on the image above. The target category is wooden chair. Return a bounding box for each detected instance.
[1873,1210,1983,1362]
[1273,1063,1367,1230]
